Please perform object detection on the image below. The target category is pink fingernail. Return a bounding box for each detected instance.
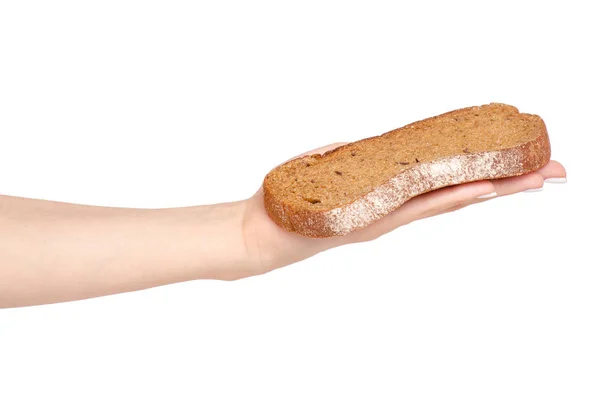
[545,177,567,184]
[476,192,497,199]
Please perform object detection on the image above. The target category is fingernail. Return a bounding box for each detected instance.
[524,187,544,192]
[477,192,497,199]
[545,177,567,184]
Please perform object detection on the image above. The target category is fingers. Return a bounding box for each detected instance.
[536,160,567,181]
[340,160,565,244]
[341,180,495,243]
[436,167,560,218]
[401,180,495,216]
[434,166,561,217]
[475,159,566,200]
[486,172,545,198]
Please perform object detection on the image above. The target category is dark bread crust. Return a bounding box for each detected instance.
[264,104,551,238]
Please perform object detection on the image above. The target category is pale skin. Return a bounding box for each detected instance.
[0,143,566,308]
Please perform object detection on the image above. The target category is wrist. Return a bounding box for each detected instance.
[179,200,253,281]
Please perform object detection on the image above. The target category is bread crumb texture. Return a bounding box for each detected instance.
[263,103,551,237]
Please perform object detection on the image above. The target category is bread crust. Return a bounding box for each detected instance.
[263,105,551,238]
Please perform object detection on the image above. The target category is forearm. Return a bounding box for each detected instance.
[0,195,249,307]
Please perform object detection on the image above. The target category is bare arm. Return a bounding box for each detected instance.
[0,195,249,307]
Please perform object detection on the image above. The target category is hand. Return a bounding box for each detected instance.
[241,143,567,277]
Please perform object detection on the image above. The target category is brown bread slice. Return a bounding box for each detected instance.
[263,103,551,238]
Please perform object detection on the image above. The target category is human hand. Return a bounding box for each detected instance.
[241,143,567,277]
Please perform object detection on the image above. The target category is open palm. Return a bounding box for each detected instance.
[242,143,567,276]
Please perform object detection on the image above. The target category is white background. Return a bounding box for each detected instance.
[0,1,598,396]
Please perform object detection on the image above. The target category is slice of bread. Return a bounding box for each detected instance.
[263,103,551,238]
